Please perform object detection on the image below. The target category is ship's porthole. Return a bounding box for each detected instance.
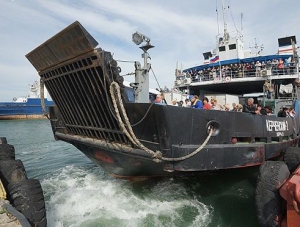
[206,120,220,136]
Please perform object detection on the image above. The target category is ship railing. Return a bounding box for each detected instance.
[177,63,299,85]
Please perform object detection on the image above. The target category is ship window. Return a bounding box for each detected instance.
[219,46,226,52]
[229,44,236,50]
[203,52,212,60]
[278,36,296,46]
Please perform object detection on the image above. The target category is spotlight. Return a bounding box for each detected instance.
[132,32,143,45]
[132,31,150,45]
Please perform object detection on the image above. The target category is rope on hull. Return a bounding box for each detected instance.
[109,81,213,162]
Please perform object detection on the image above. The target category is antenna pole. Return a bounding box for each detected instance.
[216,0,220,36]
[221,0,229,42]
[241,12,243,31]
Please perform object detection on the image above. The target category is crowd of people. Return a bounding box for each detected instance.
[154,94,241,111]
[181,57,297,83]
[242,97,295,117]
[154,94,295,118]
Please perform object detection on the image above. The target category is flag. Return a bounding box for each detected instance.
[210,55,219,63]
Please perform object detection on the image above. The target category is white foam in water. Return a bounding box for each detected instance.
[42,166,212,227]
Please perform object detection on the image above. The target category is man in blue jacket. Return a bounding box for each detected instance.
[190,95,203,109]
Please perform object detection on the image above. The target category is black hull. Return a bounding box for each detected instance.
[52,103,299,178]
[70,139,298,179]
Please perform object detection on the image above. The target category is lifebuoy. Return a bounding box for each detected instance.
[214,77,220,83]
[225,76,231,82]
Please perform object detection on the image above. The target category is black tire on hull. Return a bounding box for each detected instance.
[0,144,15,160]
[284,147,300,172]
[8,179,47,227]
[0,159,27,190]
[255,161,290,227]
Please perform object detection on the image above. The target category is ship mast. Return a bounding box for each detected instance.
[221,0,229,42]
[132,31,154,103]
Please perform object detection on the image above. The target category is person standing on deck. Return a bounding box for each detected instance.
[190,95,203,109]
[202,97,211,110]
[243,98,256,114]
[211,98,224,110]
[184,98,191,107]
[171,99,179,106]
[154,94,166,105]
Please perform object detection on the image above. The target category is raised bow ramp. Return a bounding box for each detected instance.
[26,21,129,147]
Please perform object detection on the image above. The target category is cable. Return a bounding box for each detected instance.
[150,67,162,91]
[228,0,238,32]
[216,0,220,36]
[115,59,136,63]
[130,102,155,127]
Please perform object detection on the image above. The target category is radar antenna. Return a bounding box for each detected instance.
[221,0,229,42]
[249,38,264,56]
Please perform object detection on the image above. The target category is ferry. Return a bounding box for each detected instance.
[0,81,54,120]
[26,7,300,226]
[25,20,300,178]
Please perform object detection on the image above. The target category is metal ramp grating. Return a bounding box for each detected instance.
[26,21,129,144]
[41,52,129,144]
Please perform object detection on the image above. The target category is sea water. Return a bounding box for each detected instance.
[0,119,259,227]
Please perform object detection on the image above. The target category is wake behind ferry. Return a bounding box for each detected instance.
[0,81,54,120]
[26,2,300,225]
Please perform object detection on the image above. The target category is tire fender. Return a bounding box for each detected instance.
[255,161,290,227]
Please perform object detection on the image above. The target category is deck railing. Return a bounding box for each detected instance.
[176,63,299,85]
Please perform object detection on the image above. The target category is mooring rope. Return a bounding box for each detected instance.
[109,81,213,162]
[161,128,213,162]
[40,79,50,120]
[109,82,162,162]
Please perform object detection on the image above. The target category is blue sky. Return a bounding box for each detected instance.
[0,0,299,101]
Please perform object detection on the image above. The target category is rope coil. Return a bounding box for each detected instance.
[109,81,213,162]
